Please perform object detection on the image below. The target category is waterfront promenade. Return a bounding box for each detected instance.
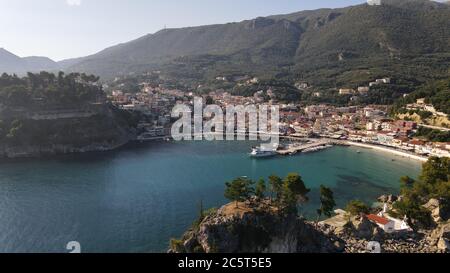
[276,136,429,162]
[135,132,430,162]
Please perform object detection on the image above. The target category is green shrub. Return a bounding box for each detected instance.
[345,200,370,216]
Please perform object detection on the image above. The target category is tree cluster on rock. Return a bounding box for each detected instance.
[391,157,449,229]
[169,173,342,253]
[224,173,332,216]
[0,72,103,107]
[345,200,370,216]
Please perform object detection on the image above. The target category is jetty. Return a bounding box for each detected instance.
[277,139,336,155]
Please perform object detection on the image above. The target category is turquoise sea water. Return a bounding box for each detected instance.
[0,141,421,253]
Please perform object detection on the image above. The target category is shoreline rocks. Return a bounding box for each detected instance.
[317,222,446,253]
[0,105,136,159]
[0,140,131,159]
[378,194,398,204]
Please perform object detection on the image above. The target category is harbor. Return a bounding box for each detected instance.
[135,132,429,162]
[276,139,338,155]
[248,137,346,157]
[250,136,429,162]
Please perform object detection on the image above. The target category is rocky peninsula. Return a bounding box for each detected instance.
[169,198,449,253]
[0,72,138,159]
[0,104,136,159]
[169,199,339,253]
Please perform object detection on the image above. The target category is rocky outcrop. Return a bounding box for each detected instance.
[169,201,338,253]
[0,104,136,159]
[171,198,450,254]
[0,141,129,159]
[423,198,450,224]
[378,194,398,204]
[427,222,450,252]
[318,216,447,253]
[438,237,450,251]
[345,215,384,241]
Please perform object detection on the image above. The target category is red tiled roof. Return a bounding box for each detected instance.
[409,140,425,146]
[366,214,390,225]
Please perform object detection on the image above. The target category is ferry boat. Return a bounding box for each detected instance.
[249,144,279,158]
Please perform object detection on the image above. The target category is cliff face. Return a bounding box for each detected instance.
[0,104,136,158]
[170,201,338,253]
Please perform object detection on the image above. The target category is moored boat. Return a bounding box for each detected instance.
[249,143,279,158]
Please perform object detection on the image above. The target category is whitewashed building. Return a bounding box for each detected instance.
[367,214,395,233]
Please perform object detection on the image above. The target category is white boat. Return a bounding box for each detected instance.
[249,143,278,158]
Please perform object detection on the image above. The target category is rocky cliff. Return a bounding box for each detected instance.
[0,104,136,158]
[169,200,339,253]
[170,198,450,253]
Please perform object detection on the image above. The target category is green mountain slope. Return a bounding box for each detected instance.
[67,17,304,77]
[65,0,450,85]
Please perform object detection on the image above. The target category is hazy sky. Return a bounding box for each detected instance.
[1,0,370,61]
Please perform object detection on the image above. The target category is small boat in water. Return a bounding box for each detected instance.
[249,143,278,158]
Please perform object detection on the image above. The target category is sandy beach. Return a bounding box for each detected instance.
[345,141,428,162]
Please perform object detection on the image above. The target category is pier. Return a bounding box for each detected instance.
[277,139,336,155]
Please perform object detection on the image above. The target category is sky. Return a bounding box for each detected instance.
[0,0,372,61]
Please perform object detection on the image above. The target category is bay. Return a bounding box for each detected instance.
[0,141,421,253]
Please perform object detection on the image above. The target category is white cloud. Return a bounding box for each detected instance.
[66,0,82,6]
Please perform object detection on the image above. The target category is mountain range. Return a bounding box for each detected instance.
[1,0,449,86]
[0,48,59,75]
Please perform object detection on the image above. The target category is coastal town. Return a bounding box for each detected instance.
[108,76,450,160]
[1,0,450,259]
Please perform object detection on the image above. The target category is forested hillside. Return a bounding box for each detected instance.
[64,0,450,89]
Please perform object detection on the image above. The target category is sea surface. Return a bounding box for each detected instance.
[0,141,422,253]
